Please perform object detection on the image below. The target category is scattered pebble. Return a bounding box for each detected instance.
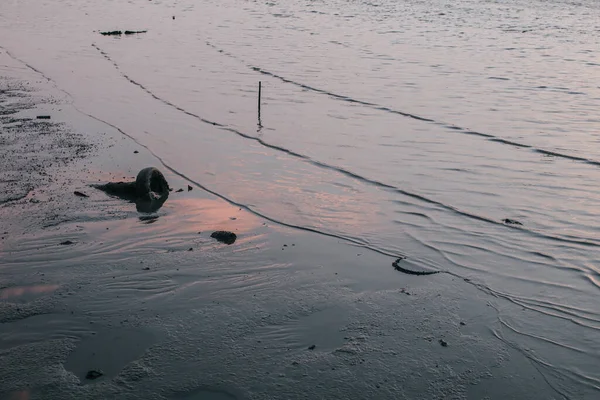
[175,188,184,193]
[134,150,139,154]
[308,345,316,350]
[439,339,448,347]
[188,247,193,251]
[36,115,51,119]
[460,322,466,326]
[187,185,192,191]
[60,240,74,245]
[142,267,150,270]
[73,191,89,198]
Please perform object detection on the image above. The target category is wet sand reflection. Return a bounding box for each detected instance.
[0,284,59,300]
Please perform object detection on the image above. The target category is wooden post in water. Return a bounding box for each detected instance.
[257,81,262,131]
[258,81,262,113]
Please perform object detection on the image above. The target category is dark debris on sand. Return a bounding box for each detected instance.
[85,370,103,380]
[100,30,147,36]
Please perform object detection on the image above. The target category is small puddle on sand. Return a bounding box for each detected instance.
[64,326,161,384]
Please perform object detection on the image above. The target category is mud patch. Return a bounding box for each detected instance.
[0,76,92,206]
[174,387,239,400]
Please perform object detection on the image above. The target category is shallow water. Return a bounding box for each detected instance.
[1,0,599,397]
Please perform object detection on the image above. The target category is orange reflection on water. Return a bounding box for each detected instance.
[167,197,261,234]
[0,284,59,300]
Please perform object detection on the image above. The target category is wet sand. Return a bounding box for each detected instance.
[0,51,573,400]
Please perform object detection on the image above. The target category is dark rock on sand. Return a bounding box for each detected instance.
[502,218,523,226]
[74,191,89,198]
[60,240,74,245]
[124,30,148,35]
[392,257,441,276]
[439,339,448,347]
[36,115,51,119]
[308,345,316,350]
[187,185,192,191]
[210,231,237,245]
[85,370,103,380]
[175,188,184,193]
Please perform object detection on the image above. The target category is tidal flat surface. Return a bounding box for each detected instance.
[1,0,599,398]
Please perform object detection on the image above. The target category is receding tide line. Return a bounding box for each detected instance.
[205,41,600,168]
[89,44,600,250]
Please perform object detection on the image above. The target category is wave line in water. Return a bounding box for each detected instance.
[205,41,600,168]
[90,44,600,251]
[490,304,600,396]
